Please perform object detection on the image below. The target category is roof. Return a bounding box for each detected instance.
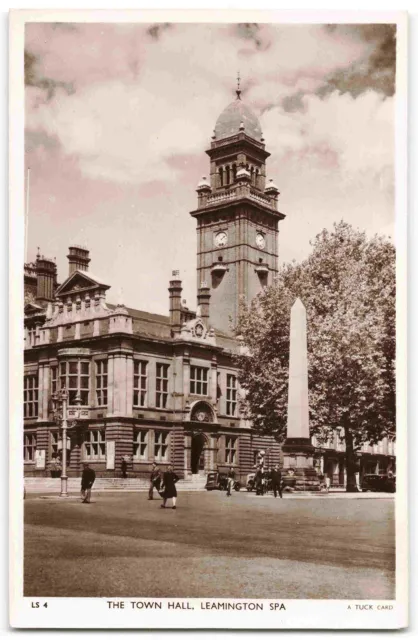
[107,303,172,340]
[55,269,110,296]
[214,97,262,142]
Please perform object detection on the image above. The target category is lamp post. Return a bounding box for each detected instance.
[52,389,82,498]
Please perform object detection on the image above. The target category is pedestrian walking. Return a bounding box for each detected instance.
[160,465,179,509]
[271,465,283,498]
[325,474,331,493]
[226,466,236,497]
[255,466,264,495]
[148,463,161,500]
[81,463,96,503]
[121,457,128,479]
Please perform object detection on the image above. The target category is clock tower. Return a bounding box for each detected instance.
[190,88,285,334]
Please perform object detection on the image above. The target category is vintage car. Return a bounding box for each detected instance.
[246,472,273,494]
[205,472,241,492]
[246,473,256,491]
[361,474,396,493]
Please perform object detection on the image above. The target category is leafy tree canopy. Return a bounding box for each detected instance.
[235,221,395,453]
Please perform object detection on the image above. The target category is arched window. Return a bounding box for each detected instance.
[255,168,259,188]
[219,167,224,187]
[226,165,230,185]
[251,166,255,185]
[232,163,237,182]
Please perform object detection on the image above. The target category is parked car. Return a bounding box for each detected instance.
[205,472,241,492]
[361,474,396,493]
[246,473,256,491]
[246,472,273,494]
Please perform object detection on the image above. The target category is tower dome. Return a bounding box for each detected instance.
[214,96,263,142]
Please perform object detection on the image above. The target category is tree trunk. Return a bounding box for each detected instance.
[344,425,359,493]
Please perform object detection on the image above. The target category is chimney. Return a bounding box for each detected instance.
[168,270,182,333]
[67,246,90,275]
[197,281,210,322]
[35,255,57,304]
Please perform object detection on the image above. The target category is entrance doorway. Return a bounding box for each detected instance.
[191,433,207,474]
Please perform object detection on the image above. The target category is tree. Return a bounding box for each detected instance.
[235,221,395,491]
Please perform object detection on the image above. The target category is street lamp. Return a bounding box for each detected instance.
[52,389,82,498]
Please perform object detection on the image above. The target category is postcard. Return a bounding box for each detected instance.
[9,9,408,630]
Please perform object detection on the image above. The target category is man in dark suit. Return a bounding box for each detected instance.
[81,463,96,503]
[271,465,283,498]
[148,463,161,500]
[226,467,236,497]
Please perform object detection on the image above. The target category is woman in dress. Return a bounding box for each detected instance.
[160,465,179,509]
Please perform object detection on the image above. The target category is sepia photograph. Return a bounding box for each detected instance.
[10,10,407,630]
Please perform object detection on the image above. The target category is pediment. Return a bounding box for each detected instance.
[176,317,216,345]
[24,302,44,314]
[55,270,109,297]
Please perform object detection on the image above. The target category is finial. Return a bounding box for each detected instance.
[236,71,241,100]
[36,247,41,260]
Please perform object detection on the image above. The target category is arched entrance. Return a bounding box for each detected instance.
[191,433,207,474]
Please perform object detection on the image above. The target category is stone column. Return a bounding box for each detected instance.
[107,355,115,414]
[37,365,44,422]
[148,359,156,409]
[282,298,320,491]
[184,433,192,478]
[125,356,133,417]
[210,356,217,403]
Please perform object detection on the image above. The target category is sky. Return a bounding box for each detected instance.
[25,21,396,315]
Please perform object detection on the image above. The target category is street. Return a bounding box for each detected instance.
[24,491,395,599]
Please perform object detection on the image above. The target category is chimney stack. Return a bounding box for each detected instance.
[67,246,90,275]
[35,255,57,304]
[169,270,182,333]
[197,281,211,322]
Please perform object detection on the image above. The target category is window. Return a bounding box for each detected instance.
[154,431,169,461]
[226,374,237,416]
[27,327,36,347]
[83,429,105,460]
[50,431,59,458]
[133,361,147,407]
[24,432,37,462]
[190,366,208,396]
[156,363,169,408]
[50,366,58,396]
[95,360,108,406]
[59,360,90,405]
[24,375,38,418]
[225,165,230,185]
[225,436,237,464]
[133,429,149,460]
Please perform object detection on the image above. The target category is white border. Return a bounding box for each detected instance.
[9,8,409,631]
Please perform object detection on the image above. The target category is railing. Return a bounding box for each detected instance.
[249,189,271,206]
[204,186,274,210]
[206,190,239,206]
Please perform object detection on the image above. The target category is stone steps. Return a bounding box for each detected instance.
[24,477,208,493]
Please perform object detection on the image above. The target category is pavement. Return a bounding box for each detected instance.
[24,490,395,600]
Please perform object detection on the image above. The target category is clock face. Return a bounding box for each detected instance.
[256,233,266,249]
[215,231,228,248]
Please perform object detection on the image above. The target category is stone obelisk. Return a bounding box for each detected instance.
[282,298,320,490]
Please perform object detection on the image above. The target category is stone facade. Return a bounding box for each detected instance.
[23,93,395,488]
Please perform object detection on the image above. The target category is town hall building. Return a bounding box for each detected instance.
[23,90,396,486]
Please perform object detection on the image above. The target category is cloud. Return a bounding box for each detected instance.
[311,25,396,101]
[262,90,394,188]
[146,23,172,40]
[24,49,74,100]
